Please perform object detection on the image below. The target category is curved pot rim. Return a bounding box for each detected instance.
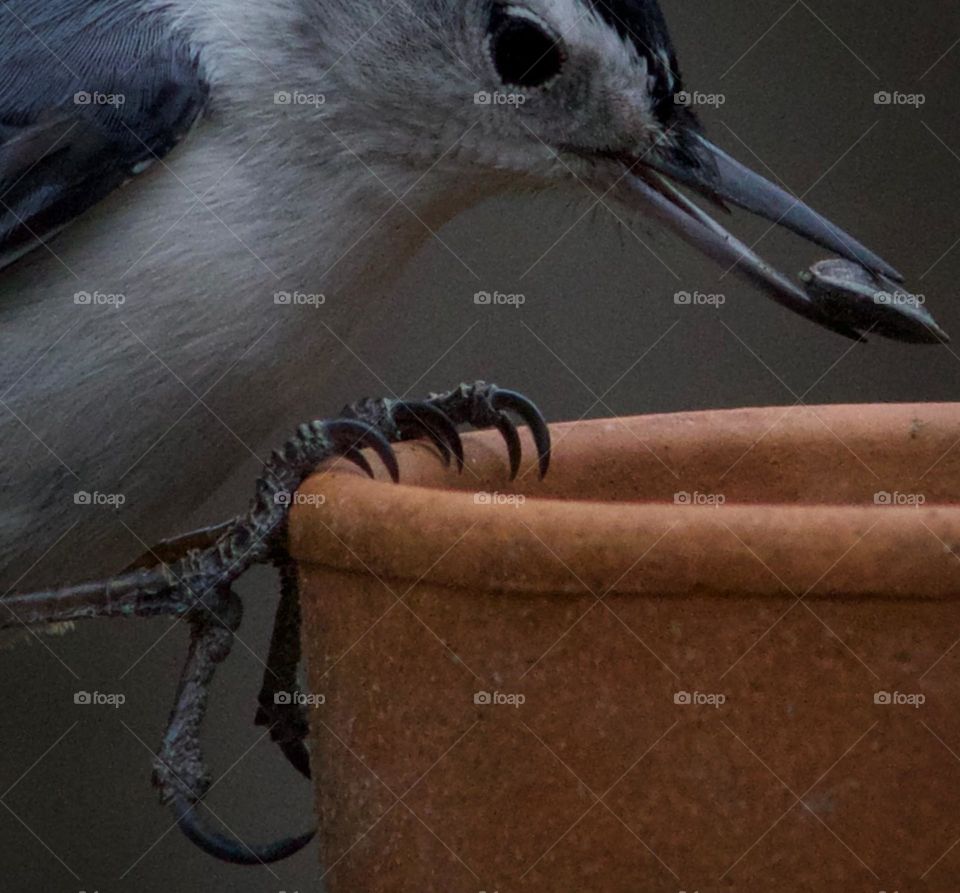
[289,403,960,600]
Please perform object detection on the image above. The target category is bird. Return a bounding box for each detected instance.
[0,0,946,596]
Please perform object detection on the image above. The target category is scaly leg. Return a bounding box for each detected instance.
[0,382,551,865]
[123,521,238,573]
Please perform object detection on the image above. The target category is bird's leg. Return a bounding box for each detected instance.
[158,383,554,861]
[0,382,551,866]
[0,421,400,633]
[0,566,191,628]
[153,586,239,809]
[141,420,406,862]
[0,421,401,867]
[123,520,238,573]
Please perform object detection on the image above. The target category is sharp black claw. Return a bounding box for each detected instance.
[493,413,522,480]
[394,402,464,471]
[254,701,311,781]
[173,794,316,865]
[277,739,312,780]
[253,706,312,781]
[325,419,400,483]
[491,389,552,479]
[343,446,375,479]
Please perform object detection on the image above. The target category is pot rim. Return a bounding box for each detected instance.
[289,403,960,600]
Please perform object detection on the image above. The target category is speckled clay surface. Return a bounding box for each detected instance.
[292,403,960,892]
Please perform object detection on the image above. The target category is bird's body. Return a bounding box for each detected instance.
[0,0,945,593]
[0,0,511,589]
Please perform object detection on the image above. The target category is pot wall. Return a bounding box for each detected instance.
[293,404,960,891]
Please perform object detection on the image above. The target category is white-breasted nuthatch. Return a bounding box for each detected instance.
[2,0,951,869]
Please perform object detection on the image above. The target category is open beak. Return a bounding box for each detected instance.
[620,132,947,343]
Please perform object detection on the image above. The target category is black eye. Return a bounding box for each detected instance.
[488,6,565,89]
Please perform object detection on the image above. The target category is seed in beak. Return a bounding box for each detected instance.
[800,259,949,345]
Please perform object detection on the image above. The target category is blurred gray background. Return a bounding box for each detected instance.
[2,1,958,890]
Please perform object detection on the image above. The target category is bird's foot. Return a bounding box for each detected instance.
[342,380,551,480]
[0,381,551,866]
[151,585,317,865]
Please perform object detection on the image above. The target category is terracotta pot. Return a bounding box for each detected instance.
[291,403,960,892]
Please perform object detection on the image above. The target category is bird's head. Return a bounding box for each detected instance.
[321,0,697,181]
[300,0,945,342]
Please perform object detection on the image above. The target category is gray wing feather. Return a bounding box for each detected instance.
[0,0,209,269]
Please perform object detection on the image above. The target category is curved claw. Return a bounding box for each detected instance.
[491,389,552,479]
[253,703,313,780]
[324,419,400,483]
[342,446,375,480]
[492,413,522,480]
[394,402,464,471]
[172,794,316,865]
[277,738,312,780]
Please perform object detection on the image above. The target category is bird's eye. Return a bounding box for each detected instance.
[488,6,565,89]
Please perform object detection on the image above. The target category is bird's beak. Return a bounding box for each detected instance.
[620,131,946,343]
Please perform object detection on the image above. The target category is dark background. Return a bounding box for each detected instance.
[2,1,958,890]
